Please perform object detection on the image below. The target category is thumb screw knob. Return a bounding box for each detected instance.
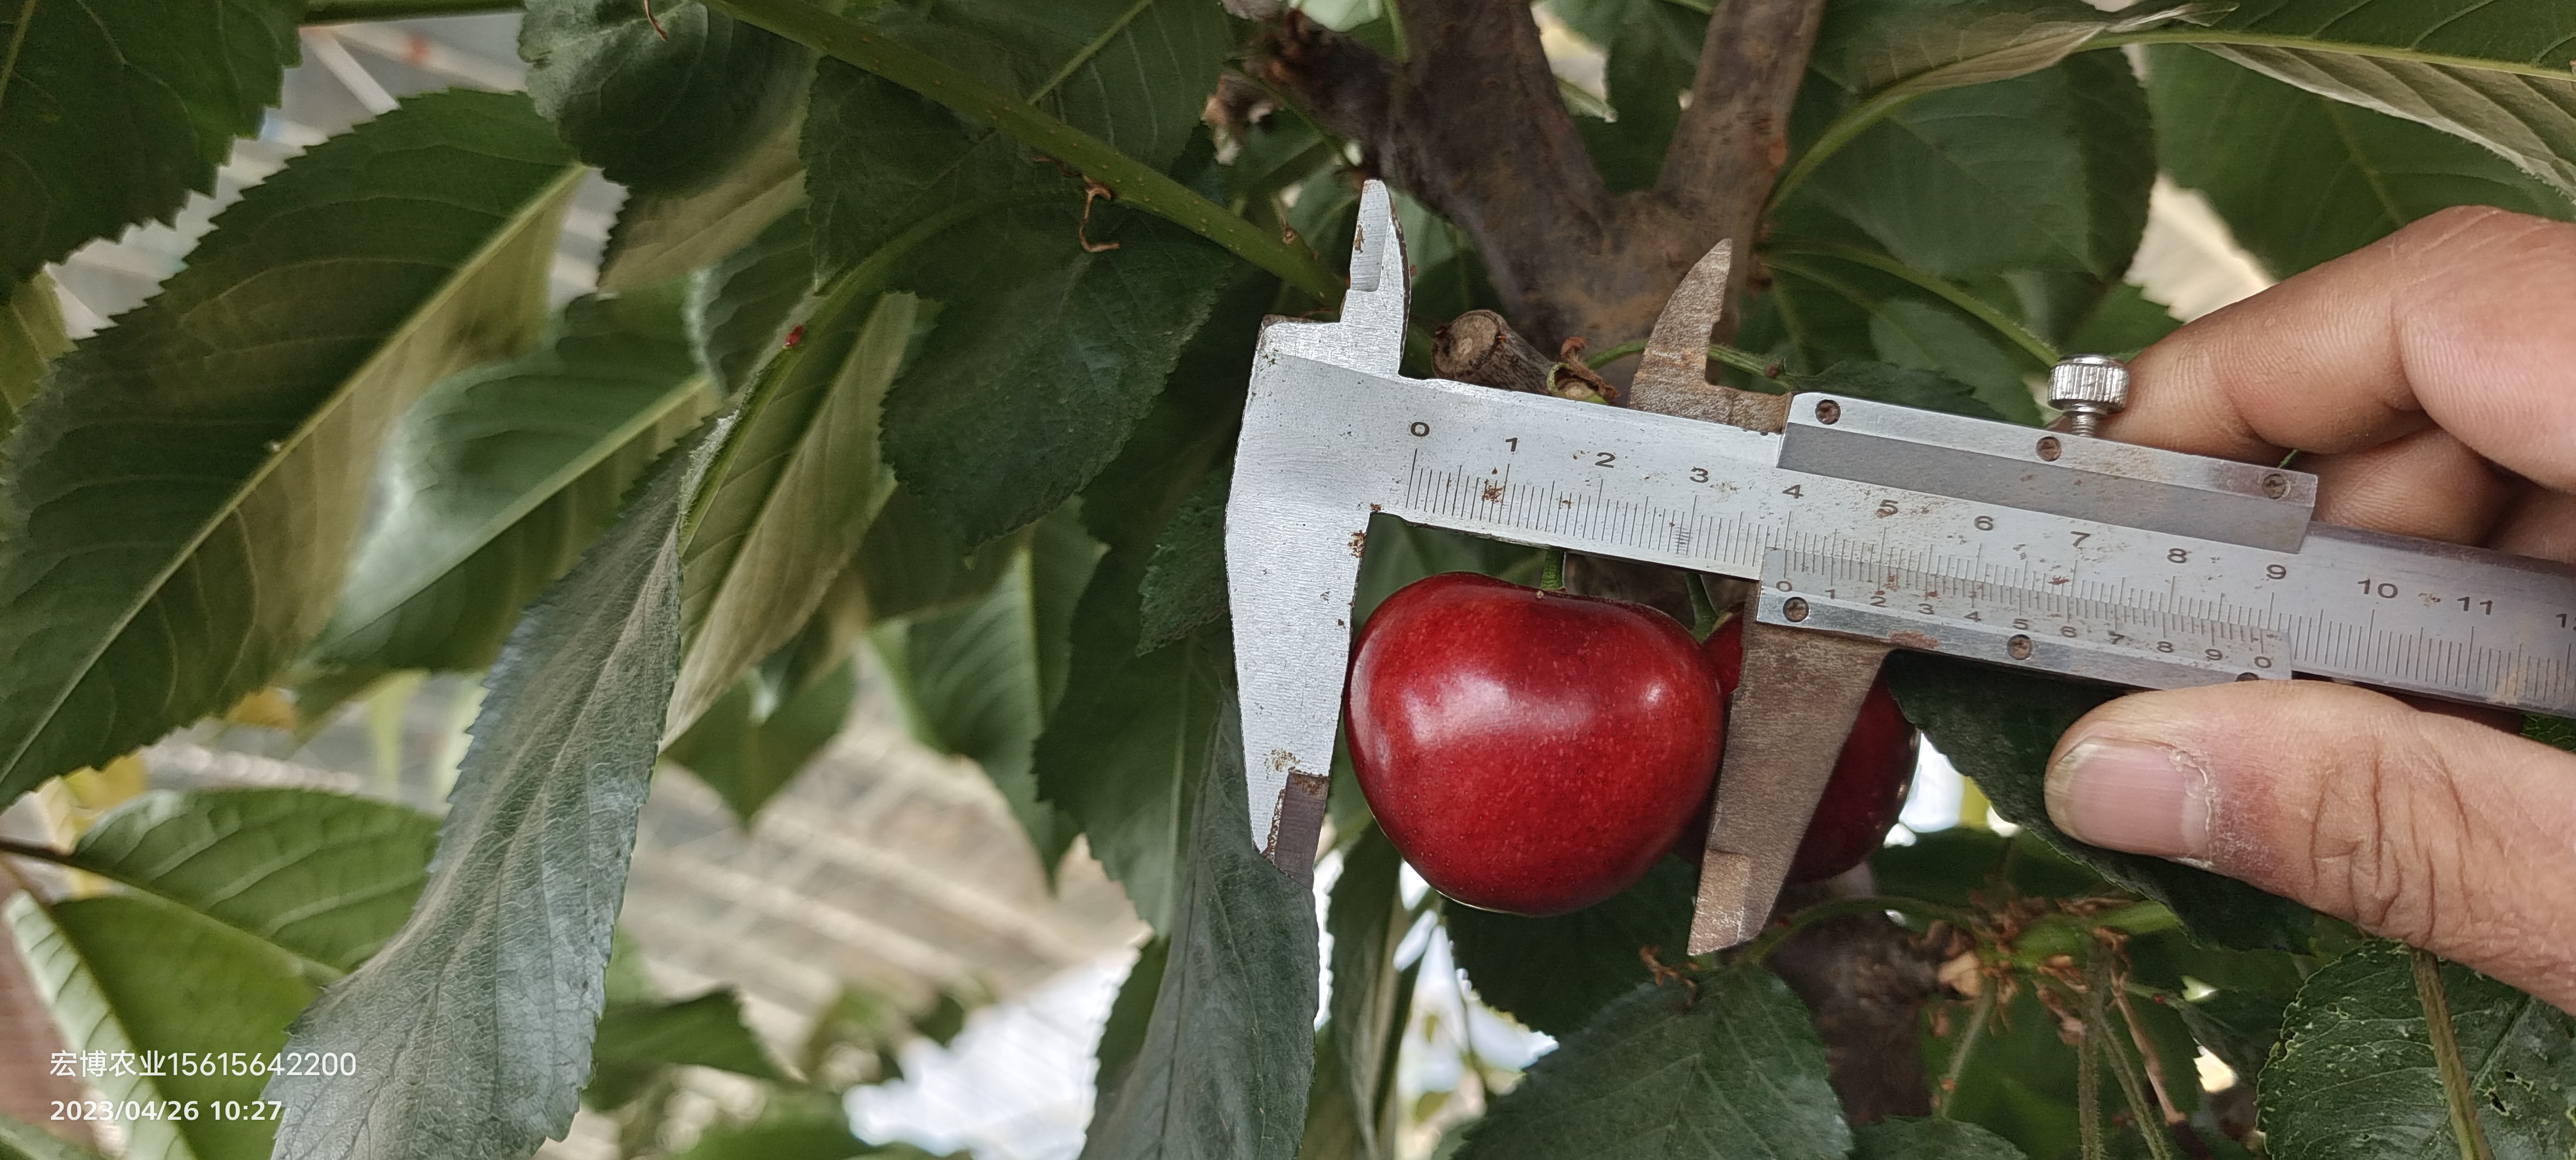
[2049,354,2129,438]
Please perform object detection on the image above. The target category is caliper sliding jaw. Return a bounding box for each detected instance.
[1617,238,1901,953]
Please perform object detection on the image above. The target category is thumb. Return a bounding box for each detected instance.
[2047,681,2576,1012]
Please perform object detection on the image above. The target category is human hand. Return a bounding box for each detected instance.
[2043,206,2576,1012]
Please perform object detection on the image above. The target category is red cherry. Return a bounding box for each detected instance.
[1345,572,1725,916]
[1686,617,1919,883]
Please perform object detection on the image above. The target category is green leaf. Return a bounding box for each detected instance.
[1555,0,1704,191]
[787,0,1240,543]
[0,91,582,802]
[586,990,784,1108]
[688,208,816,399]
[882,205,1235,543]
[2527,712,2576,752]
[1883,654,2316,951]
[1852,301,2041,423]
[1774,0,2212,210]
[1925,984,2085,1159]
[0,272,69,432]
[799,0,1231,282]
[0,0,301,282]
[1138,472,1230,653]
[0,784,438,1159]
[2175,988,2291,1089]
[311,286,714,674]
[1446,857,1696,1039]
[1035,569,1232,933]
[1094,937,1172,1107]
[523,0,811,195]
[1809,0,2199,96]
[670,290,918,733]
[1455,964,1850,1160]
[1872,827,2107,910]
[716,0,1336,298]
[267,420,723,1160]
[2063,282,2180,359]
[2149,45,2573,277]
[60,788,438,973]
[1305,826,1415,1159]
[2169,0,2576,201]
[1740,247,2047,422]
[1074,265,1269,554]
[875,509,1102,866]
[800,64,1065,287]
[1078,703,1320,1160]
[1852,1118,2028,1159]
[0,1114,106,1160]
[857,486,1022,622]
[1790,360,2008,421]
[1794,52,2154,279]
[2260,942,2576,1159]
[599,109,808,292]
[8,893,319,1160]
[1035,269,1261,927]
[663,654,858,825]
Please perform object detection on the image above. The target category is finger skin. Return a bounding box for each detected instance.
[2116,206,2576,492]
[2052,683,2576,1013]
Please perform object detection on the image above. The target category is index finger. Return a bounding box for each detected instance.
[2117,206,2576,493]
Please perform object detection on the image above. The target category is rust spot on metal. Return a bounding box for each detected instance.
[1368,503,1383,512]
[1482,482,1504,502]
[1889,630,1940,650]
[1348,530,1367,557]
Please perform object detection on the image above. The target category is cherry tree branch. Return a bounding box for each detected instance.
[1260,3,1614,346]
[1261,0,1828,355]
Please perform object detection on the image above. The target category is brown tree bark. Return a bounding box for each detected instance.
[1260,0,1825,353]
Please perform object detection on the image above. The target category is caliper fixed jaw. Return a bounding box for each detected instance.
[1227,181,1411,880]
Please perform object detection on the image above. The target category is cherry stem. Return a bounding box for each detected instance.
[2076,977,2106,1160]
[1936,981,1999,1119]
[1540,547,1566,591]
[2092,951,2182,1160]
[1686,573,1719,639]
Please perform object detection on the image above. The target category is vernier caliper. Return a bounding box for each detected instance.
[1227,181,2576,952]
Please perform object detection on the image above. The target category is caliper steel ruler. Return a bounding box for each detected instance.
[1228,183,2576,947]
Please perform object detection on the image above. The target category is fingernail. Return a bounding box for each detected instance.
[2045,739,2213,862]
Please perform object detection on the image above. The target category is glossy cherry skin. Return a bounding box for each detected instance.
[1690,616,1919,883]
[1345,572,1725,916]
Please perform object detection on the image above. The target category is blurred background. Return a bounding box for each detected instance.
[0,5,2273,1157]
